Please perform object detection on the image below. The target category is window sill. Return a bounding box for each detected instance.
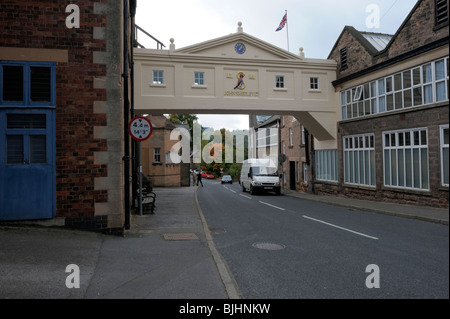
[308,89,322,93]
[381,185,431,195]
[273,88,288,92]
[191,85,208,89]
[150,83,166,88]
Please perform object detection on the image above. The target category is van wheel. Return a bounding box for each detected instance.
[250,186,255,195]
[242,184,246,192]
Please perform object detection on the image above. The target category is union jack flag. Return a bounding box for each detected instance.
[275,12,287,31]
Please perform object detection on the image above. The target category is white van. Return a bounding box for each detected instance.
[240,158,281,195]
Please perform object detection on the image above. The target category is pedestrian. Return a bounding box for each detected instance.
[192,170,197,186]
[197,171,203,187]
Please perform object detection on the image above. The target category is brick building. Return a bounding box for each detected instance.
[321,0,449,207]
[0,1,134,232]
[279,115,311,192]
[141,115,189,188]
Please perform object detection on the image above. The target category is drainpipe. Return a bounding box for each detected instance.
[130,0,137,211]
[310,134,315,194]
[122,0,131,230]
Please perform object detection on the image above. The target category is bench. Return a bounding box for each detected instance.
[138,188,156,214]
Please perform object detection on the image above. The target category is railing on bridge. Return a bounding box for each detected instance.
[134,24,165,50]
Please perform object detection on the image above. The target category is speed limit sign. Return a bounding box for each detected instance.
[129,116,153,142]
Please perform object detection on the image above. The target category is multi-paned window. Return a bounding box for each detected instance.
[275,75,285,88]
[152,70,164,85]
[316,150,338,182]
[441,124,449,187]
[194,72,204,86]
[343,134,376,186]
[154,148,161,163]
[1,61,56,107]
[289,128,293,146]
[383,128,429,190]
[310,77,319,90]
[341,57,449,120]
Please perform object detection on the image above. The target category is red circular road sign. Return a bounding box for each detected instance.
[129,116,153,142]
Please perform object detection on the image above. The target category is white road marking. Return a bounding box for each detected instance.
[302,215,379,240]
[259,201,286,211]
[239,194,252,200]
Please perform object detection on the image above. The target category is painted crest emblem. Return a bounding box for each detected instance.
[234,72,246,90]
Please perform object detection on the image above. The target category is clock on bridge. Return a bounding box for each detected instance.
[235,42,246,55]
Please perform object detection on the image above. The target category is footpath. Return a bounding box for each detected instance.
[0,186,447,299]
[0,187,236,299]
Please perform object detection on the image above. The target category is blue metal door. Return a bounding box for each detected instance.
[0,109,56,220]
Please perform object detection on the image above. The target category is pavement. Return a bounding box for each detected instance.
[0,185,448,299]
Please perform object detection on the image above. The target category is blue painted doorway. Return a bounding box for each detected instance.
[0,109,56,220]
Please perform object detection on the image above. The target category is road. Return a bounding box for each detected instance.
[197,179,449,299]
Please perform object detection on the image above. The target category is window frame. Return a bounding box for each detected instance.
[310,77,319,90]
[316,150,338,182]
[340,48,348,70]
[0,61,56,108]
[435,0,449,27]
[275,75,285,89]
[343,134,376,187]
[383,128,429,191]
[440,124,449,187]
[194,71,205,86]
[152,70,164,85]
[154,148,161,163]
[340,57,449,120]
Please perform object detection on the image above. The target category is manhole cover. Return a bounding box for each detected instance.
[163,233,199,241]
[252,242,286,251]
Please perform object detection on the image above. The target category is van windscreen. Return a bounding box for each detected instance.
[252,166,278,176]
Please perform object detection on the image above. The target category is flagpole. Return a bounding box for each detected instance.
[285,10,290,52]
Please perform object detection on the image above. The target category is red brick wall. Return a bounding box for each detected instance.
[0,1,109,218]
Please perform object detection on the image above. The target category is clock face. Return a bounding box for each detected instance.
[235,42,246,55]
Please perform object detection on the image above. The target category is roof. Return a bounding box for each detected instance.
[360,32,393,52]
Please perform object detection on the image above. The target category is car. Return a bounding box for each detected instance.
[221,175,233,184]
[201,171,215,179]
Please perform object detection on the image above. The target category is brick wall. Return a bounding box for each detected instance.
[0,1,124,230]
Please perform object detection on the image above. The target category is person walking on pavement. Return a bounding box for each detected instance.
[197,171,203,187]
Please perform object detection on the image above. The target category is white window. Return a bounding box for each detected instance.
[344,134,376,187]
[154,148,161,163]
[383,128,429,190]
[316,150,338,182]
[276,75,285,88]
[310,77,319,90]
[441,125,449,186]
[152,70,164,84]
[289,128,293,146]
[341,57,449,120]
[194,72,204,86]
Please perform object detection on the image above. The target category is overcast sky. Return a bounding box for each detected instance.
[135,0,418,130]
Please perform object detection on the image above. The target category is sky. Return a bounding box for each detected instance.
[135,0,419,130]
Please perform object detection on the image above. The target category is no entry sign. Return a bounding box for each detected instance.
[129,116,153,142]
